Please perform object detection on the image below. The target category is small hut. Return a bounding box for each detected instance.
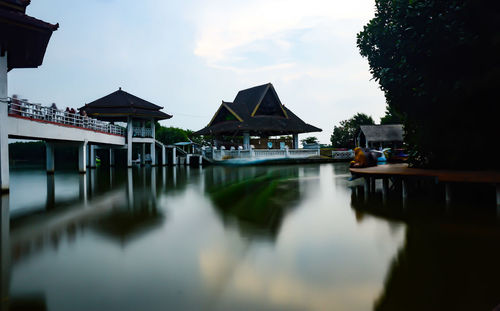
[358,124,404,149]
[194,83,321,149]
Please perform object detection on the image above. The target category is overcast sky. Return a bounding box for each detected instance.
[9,0,386,144]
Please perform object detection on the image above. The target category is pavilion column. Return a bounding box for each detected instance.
[162,145,166,166]
[0,53,9,193]
[150,143,156,166]
[141,143,145,166]
[46,142,55,174]
[127,118,133,167]
[78,141,87,174]
[172,147,177,165]
[243,132,250,150]
[293,133,299,149]
[151,118,155,140]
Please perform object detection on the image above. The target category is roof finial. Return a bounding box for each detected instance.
[119,87,122,91]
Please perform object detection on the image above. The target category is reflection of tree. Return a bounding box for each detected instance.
[350,187,500,311]
[375,225,500,311]
[205,166,302,241]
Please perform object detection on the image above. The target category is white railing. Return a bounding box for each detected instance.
[4,97,126,136]
[332,150,354,160]
[132,127,153,138]
[211,148,320,161]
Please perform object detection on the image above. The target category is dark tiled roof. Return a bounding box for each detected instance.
[0,0,58,70]
[194,83,321,136]
[80,89,172,121]
[360,124,404,142]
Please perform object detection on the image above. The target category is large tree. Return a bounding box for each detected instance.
[357,0,499,169]
[330,113,374,148]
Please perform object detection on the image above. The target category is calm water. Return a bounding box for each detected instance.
[1,164,500,311]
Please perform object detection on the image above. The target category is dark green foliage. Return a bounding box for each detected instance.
[301,136,319,145]
[155,126,189,145]
[380,105,402,125]
[330,113,375,148]
[358,0,499,168]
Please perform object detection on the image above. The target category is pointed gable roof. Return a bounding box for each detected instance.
[80,88,172,121]
[195,83,321,136]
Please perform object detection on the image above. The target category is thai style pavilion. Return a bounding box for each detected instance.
[1,0,58,192]
[194,83,321,149]
[80,88,172,167]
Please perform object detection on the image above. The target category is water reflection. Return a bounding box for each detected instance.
[351,184,500,311]
[205,166,306,241]
[3,164,497,310]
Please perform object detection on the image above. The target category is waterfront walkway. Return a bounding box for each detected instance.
[350,163,500,206]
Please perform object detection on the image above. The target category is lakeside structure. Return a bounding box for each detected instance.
[80,88,173,168]
[0,0,58,193]
[195,83,322,161]
[357,124,404,149]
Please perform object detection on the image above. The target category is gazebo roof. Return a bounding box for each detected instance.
[194,83,321,136]
[80,88,172,121]
[360,124,404,142]
[0,0,59,70]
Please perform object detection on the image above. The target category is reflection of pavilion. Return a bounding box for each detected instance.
[205,166,303,240]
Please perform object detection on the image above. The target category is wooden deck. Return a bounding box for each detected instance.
[350,163,500,184]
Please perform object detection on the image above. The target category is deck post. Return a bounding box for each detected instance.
[0,54,9,193]
[199,155,202,166]
[445,183,452,206]
[127,117,133,167]
[172,147,177,165]
[78,142,87,174]
[370,177,376,193]
[186,154,190,166]
[382,177,389,204]
[402,179,408,207]
[109,149,115,167]
[46,142,55,174]
[1,194,10,309]
[150,143,156,166]
[364,177,370,201]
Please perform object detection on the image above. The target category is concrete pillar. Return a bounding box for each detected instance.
[46,142,55,174]
[46,174,55,208]
[186,154,190,166]
[293,133,299,149]
[109,149,115,167]
[89,145,96,168]
[364,177,369,202]
[79,173,87,204]
[0,54,9,193]
[127,168,133,208]
[127,118,133,167]
[199,155,202,166]
[162,145,166,166]
[243,132,250,150]
[172,147,177,165]
[150,143,156,166]
[78,142,87,174]
[141,143,145,166]
[1,194,10,310]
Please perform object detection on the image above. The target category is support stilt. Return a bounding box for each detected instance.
[78,142,87,174]
[0,54,9,193]
[46,142,55,174]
